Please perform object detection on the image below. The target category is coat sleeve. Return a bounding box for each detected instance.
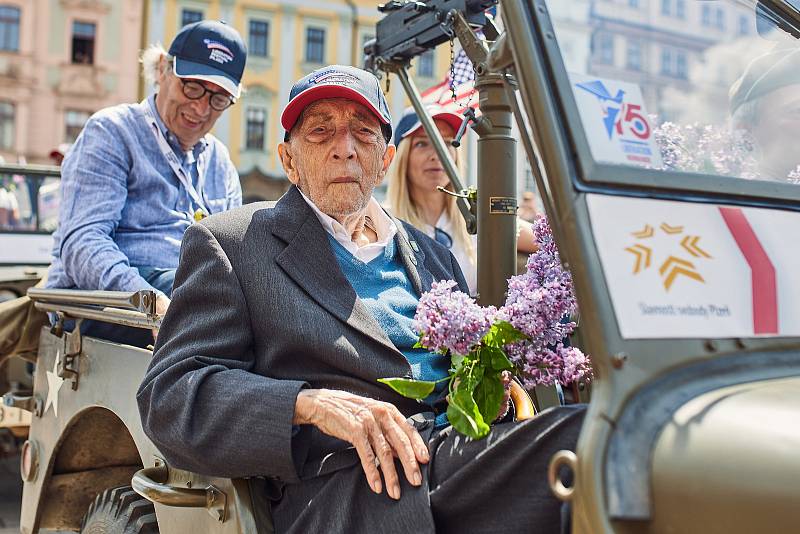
[136,222,309,481]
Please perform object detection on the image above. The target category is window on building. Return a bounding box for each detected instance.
[701,5,711,26]
[596,33,614,65]
[675,51,688,79]
[739,15,750,35]
[715,8,725,30]
[181,9,203,28]
[628,0,639,8]
[626,40,642,71]
[676,0,686,19]
[71,21,96,64]
[249,19,269,58]
[245,107,266,150]
[64,110,90,143]
[305,27,325,64]
[418,49,435,77]
[661,0,672,16]
[0,101,13,150]
[660,48,672,76]
[0,6,20,52]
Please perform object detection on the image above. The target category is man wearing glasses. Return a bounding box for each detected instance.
[46,20,246,348]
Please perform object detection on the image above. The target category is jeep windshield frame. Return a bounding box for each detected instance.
[521,0,800,211]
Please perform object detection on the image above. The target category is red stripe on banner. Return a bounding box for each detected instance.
[718,207,778,334]
[421,80,449,99]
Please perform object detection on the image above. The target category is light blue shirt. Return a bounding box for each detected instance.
[47,95,241,294]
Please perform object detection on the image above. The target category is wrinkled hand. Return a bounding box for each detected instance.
[151,294,171,341]
[293,389,429,500]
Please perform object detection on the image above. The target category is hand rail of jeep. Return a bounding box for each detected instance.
[27,288,161,331]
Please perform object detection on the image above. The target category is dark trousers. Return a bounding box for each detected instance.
[273,405,585,534]
[428,405,585,534]
[72,267,175,349]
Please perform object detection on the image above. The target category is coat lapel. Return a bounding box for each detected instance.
[272,188,405,359]
[390,214,433,296]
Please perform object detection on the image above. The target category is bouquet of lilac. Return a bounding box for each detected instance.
[379,216,592,440]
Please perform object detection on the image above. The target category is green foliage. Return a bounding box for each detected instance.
[379,321,527,440]
[377,377,438,400]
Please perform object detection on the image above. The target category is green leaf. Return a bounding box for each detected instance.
[488,347,515,371]
[450,353,466,372]
[473,370,505,424]
[482,321,526,348]
[378,377,436,400]
[447,386,490,439]
[412,340,424,349]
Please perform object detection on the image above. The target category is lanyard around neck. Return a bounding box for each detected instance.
[142,101,209,218]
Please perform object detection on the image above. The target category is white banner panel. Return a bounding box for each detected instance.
[586,194,799,338]
[570,73,662,168]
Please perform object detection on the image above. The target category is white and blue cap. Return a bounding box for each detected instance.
[281,65,392,142]
[169,20,247,99]
[393,105,464,146]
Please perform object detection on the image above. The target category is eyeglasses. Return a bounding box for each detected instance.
[434,227,453,249]
[179,79,234,112]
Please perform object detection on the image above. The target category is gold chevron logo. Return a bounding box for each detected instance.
[658,256,705,291]
[632,224,654,238]
[660,222,684,234]
[624,244,652,274]
[680,235,712,258]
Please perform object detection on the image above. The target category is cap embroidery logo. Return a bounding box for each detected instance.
[312,72,360,86]
[204,38,233,64]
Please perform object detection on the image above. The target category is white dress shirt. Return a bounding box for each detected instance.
[298,189,398,263]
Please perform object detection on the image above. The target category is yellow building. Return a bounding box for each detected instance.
[144,0,451,201]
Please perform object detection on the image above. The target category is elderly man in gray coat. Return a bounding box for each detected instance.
[137,65,585,534]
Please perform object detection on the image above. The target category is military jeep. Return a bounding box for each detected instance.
[4,0,800,533]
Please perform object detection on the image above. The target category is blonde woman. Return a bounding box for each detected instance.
[385,106,537,294]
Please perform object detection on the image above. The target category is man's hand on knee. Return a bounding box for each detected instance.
[151,293,171,341]
[293,389,429,501]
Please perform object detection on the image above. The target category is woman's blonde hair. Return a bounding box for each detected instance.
[385,136,475,265]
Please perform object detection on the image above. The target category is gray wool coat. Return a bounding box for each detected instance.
[137,185,470,532]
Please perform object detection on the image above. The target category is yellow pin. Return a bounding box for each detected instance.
[193,209,207,222]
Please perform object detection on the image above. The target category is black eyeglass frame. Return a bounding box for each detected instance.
[179,79,235,112]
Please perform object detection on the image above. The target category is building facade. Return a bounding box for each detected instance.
[146,0,452,201]
[0,0,143,164]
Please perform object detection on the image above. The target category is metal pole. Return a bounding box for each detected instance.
[472,70,518,306]
[28,288,157,316]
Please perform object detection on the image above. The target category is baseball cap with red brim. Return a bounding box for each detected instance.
[281,65,392,142]
[392,105,464,146]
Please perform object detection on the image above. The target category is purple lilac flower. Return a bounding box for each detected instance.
[414,280,497,356]
[653,121,759,179]
[502,216,577,348]
[497,216,591,386]
[507,343,591,388]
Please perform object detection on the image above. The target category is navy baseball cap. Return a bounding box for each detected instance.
[281,65,392,142]
[169,20,247,99]
[393,105,464,146]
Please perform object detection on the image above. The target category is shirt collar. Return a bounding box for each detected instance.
[297,187,397,247]
[147,94,208,158]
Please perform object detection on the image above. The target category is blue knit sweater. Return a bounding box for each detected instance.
[328,236,449,426]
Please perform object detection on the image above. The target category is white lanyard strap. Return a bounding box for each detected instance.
[142,101,209,216]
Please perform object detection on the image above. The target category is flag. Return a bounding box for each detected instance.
[421,47,479,114]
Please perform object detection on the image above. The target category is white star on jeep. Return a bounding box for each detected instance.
[45,350,65,417]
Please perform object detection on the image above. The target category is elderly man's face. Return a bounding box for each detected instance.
[155,56,227,150]
[278,99,395,218]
